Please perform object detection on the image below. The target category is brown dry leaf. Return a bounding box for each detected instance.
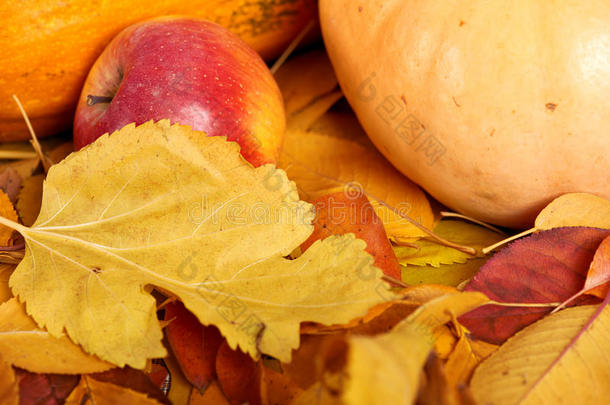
[189,381,230,405]
[0,354,18,405]
[65,376,164,405]
[279,129,434,241]
[0,298,113,374]
[274,50,339,118]
[16,174,43,227]
[535,193,610,230]
[0,167,21,203]
[0,264,14,304]
[0,190,17,245]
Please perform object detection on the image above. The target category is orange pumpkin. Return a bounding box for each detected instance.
[0,0,317,141]
[320,1,610,227]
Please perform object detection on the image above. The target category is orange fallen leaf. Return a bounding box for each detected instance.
[89,367,169,404]
[0,190,17,245]
[583,235,610,299]
[0,264,14,304]
[0,355,18,405]
[216,341,261,405]
[260,365,303,405]
[65,375,164,405]
[301,191,401,280]
[164,301,223,390]
[189,381,230,405]
[15,174,43,227]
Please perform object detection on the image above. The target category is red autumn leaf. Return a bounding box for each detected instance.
[163,301,223,391]
[215,341,260,405]
[583,235,610,298]
[90,366,170,404]
[459,227,609,344]
[301,191,401,280]
[14,368,79,405]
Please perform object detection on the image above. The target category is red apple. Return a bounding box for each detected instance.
[73,16,285,167]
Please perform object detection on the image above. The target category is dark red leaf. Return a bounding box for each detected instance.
[14,368,79,405]
[459,227,609,344]
[164,301,223,390]
[301,191,401,280]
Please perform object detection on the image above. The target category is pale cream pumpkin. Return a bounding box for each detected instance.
[320,0,610,227]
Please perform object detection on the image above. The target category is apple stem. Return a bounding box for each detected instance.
[87,95,114,106]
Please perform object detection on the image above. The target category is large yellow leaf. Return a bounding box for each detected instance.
[471,303,610,405]
[535,193,610,230]
[279,129,434,241]
[341,291,489,405]
[4,121,387,368]
[0,298,112,374]
[65,376,163,405]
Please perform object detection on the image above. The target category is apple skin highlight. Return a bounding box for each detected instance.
[73,17,285,167]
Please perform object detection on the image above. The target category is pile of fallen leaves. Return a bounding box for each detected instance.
[0,49,609,405]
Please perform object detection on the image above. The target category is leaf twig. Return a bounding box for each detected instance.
[12,94,53,173]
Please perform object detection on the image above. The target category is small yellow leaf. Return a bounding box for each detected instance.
[0,354,18,405]
[65,376,164,405]
[16,174,44,227]
[535,193,610,230]
[280,129,434,240]
[401,257,488,287]
[394,219,505,267]
[471,304,610,405]
[0,190,17,245]
[0,264,14,304]
[8,121,388,368]
[0,298,112,374]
